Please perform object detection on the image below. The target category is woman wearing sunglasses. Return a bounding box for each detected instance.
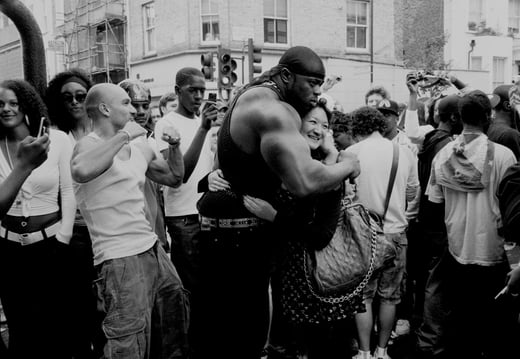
[46,69,98,358]
[0,79,75,358]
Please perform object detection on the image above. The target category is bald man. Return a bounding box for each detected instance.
[195,46,360,358]
[71,83,188,358]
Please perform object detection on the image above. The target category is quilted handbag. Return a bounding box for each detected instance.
[304,142,400,301]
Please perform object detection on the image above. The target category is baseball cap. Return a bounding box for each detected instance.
[488,84,512,109]
[437,94,461,117]
[376,99,399,117]
[459,89,492,115]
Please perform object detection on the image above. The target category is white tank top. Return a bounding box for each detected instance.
[74,133,157,265]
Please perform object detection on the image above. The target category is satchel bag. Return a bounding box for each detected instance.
[304,142,400,302]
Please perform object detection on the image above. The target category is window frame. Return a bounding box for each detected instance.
[492,56,506,89]
[200,0,220,45]
[346,0,370,53]
[263,0,289,47]
[467,0,485,32]
[142,1,157,56]
[509,0,520,36]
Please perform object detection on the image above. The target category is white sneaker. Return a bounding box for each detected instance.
[394,319,410,336]
[374,353,391,359]
[352,352,374,359]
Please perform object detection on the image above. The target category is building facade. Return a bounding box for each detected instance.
[128,0,410,110]
[443,0,519,89]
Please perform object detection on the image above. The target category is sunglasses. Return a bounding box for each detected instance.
[61,93,87,104]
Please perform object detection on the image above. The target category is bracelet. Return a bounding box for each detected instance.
[118,129,131,144]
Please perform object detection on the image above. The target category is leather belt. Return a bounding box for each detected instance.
[0,221,61,246]
[199,215,262,231]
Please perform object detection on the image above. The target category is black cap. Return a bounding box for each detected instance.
[489,84,513,109]
[376,99,399,117]
[437,94,461,117]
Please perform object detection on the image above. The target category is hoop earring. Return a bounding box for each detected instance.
[25,115,29,126]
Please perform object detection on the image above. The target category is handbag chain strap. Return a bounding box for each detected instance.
[303,204,378,304]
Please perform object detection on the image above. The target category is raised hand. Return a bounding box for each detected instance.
[122,120,147,140]
[200,101,218,130]
[16,134,50,171]
[162,126,181,146]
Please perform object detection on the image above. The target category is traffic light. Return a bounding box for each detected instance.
[200,52,214,81]
[248,38,262,82]
[218,47,237,90]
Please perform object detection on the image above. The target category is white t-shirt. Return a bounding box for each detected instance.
[426,140,516,266]
[154,112,213,216]
[346,132,419,234]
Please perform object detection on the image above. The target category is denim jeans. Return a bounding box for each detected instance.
[165,214,201,293]
[93,241,190,359]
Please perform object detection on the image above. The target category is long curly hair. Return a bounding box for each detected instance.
[0,79,49,138]
[46,68,93,133]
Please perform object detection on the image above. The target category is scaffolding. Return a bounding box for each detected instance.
[59,0,127,83]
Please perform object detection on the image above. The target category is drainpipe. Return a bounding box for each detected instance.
[370,0,374,84]
[0,0,47,97]
[467,39,476,70]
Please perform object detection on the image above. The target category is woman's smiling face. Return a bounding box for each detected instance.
[300,106,329,151]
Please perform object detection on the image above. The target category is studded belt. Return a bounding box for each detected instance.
[199,215,262,231]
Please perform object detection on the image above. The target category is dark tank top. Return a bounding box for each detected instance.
[197,82,283,218]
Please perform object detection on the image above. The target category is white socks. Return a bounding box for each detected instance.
[374,346,388,358]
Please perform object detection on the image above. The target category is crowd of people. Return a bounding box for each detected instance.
[0,45,519,359]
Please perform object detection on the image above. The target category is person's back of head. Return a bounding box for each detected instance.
[491,84,513,113]
[458,90,492,130]
[86,83,129,122]
[350,106,387,139]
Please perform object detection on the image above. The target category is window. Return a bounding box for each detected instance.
[468,0,484,31]
[509,0,520,35]
[471,56,482,71]
[346,0,369,50]
[263,0,288,44]
[142,2,156,54]
[493,57,506,88]
[201,0,219,42]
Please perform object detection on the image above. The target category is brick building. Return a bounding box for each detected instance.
[128,0,411,110]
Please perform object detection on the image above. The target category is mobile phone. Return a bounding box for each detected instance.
[208,93,217,102]
[37,117,47,138]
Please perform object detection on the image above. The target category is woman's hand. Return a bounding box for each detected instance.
[208,169,230,191]
[243,195,277,222]
[320,131,339,165]
[16,135,50,172]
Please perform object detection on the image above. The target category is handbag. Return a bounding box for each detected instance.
[304,142,400,302]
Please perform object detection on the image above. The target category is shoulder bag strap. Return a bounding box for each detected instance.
[382,141,400,221]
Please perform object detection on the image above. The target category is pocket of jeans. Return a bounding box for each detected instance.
[103,314,146,359]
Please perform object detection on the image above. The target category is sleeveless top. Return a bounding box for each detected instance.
[197,82,283,218]
[73,133,157,265]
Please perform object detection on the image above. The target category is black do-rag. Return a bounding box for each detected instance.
[278,46,325,80]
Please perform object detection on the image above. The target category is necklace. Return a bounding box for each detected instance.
[4,138,14,169]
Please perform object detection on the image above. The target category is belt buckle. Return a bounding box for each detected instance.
[19,233,31,246]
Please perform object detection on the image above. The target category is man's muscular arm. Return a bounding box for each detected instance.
[259,103,359,197]
[71,121,146,183]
